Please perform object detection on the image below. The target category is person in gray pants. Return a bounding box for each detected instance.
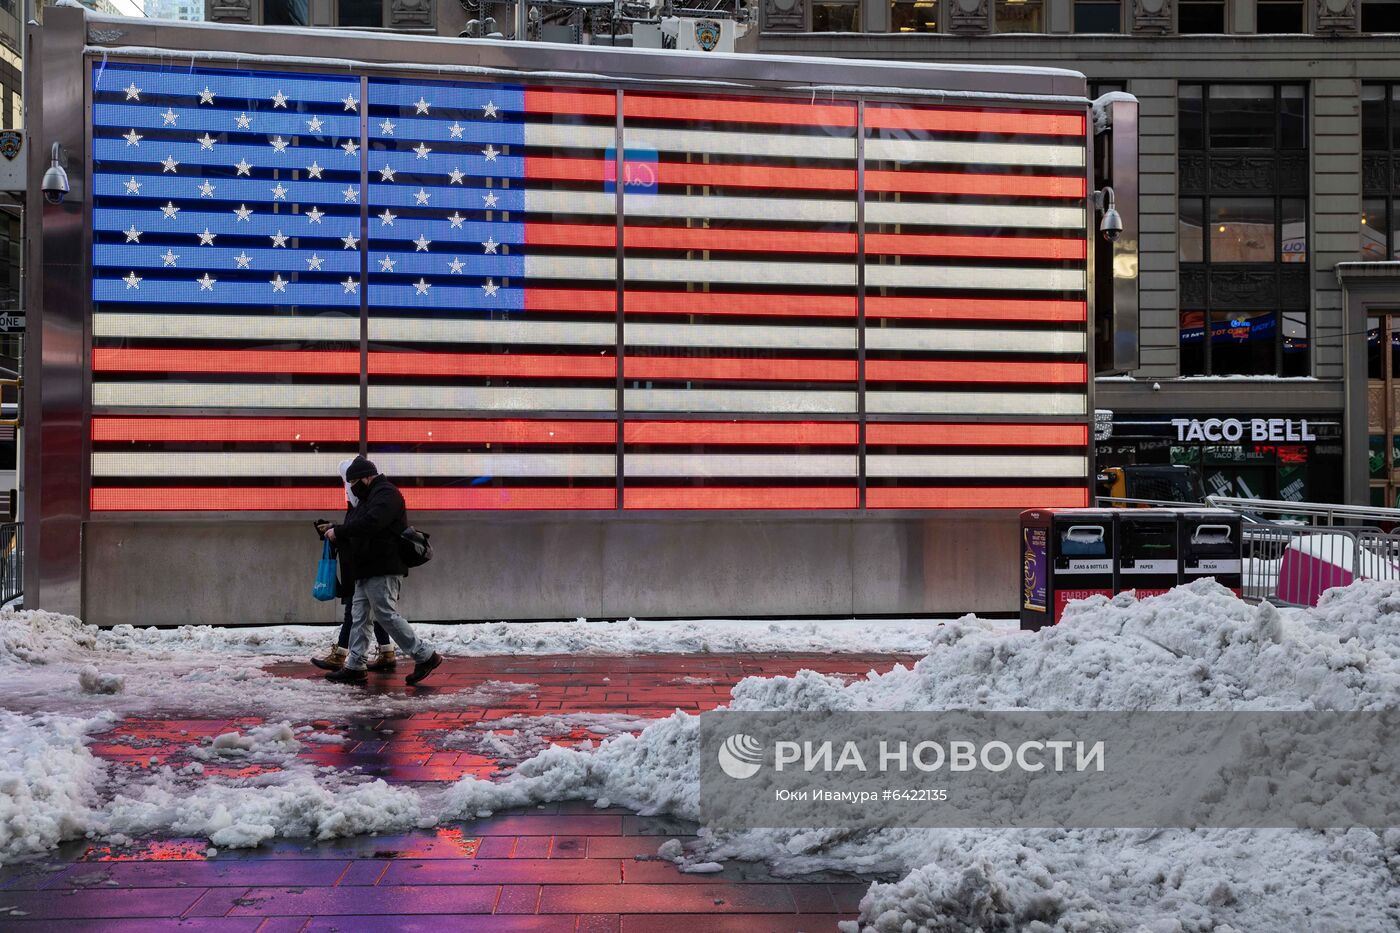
[316,455,442,687]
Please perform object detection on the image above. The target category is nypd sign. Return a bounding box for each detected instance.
[1170,418,1317,443]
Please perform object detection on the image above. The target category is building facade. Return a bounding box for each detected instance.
[205,0,1399,506]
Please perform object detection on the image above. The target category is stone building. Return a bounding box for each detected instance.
[206,0,1400,506]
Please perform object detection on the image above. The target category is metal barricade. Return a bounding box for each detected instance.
[1241,522,1400,607]
[0,522,21,605]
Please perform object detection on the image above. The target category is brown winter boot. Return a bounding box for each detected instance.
[311,645,347,672]
[366,645,398,672]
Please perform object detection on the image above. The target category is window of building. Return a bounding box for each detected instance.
[995,0,1045,32]
[1256,0,1306,32]
[1074,0,1122,31]
[1178,0,1227,32]
[891,0,939,30]
[1178,84,1310,377]
[338,0,381,27]
[1362,0,1400,31]
[812,0,862,30]
[1358,85,1400,261]
[263,0,309,26]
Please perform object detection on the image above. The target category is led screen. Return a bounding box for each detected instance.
[89,63,1089,512]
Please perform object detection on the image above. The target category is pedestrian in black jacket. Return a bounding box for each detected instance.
[315,456,442,686]
[311,459,394,673]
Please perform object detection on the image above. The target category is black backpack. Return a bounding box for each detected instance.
[399,526,433,568]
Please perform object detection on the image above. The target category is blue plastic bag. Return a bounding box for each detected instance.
[312,539,337,602]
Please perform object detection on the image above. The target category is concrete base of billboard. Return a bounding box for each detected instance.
[79,513,1019,626]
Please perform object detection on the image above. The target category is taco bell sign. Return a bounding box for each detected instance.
[1170,418,1317,443]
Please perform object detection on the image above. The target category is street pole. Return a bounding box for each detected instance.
[516,0,528,40]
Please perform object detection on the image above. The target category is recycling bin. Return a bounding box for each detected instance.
[1116,509,1180,599]
[1179,510,1243,595]
[1020,509,1116,630]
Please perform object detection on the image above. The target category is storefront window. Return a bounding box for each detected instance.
[1178,0,1226,32]
[1368,317,1384,379]
[1179,198,1204,262]
[995,0,1045,32]
[1210,199,1275,263]
[1207,86,1276,149]
[1073,0,1122,31]
[1210,311,1277,375]
[1363,0,1400,32]
[891,0,939,30]
[1180,310,1206,376]
[1362,199,1388,259]
[1282,311,1308,377]
[812,1,862,30]
[1257,0,1306,32]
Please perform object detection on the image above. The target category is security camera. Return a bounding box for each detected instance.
[1093,186,1122,242]
[1100,208,1123,242]
[41,142,69,206]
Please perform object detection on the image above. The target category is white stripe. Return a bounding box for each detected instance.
[524,123,617,150]
[865,137,1084,168]
[866,391,1086,416]
[866,454,1088,478]
[623,193,855,223]
[370,385,615,411]
[626,257,856,287]
[625,454,857,478]
[623,127,855,160]
[866,328,1086,354]
[626,389,856,414]
[94,312,358,341]
[90,452,616,478]
[93,383,358,409]
[866,201,1085,230]
[369,318,615,346]
[866,264,1084,292]
[626,323,855,351]
[522,190,856,223]
[522,254,858,287]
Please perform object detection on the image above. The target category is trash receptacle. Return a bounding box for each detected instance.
[1179,510,1243,595]
[1020,509,1116,630]
[1116,509,1180,599]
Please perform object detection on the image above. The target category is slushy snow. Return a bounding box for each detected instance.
[1,581,1398,929]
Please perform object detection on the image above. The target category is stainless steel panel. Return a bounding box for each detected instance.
[1108,95,1141,374]
[24,7,87,616]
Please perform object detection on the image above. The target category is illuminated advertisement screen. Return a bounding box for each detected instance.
[89,63,1090,512]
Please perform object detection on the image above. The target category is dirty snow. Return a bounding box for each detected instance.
[1,581,1398,928]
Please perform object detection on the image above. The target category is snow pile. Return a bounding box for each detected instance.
[192,722,299,761]
[103,768,426,849]
[0,609,97,665]
[77,666,125,695]
[434,581,1400,931]
[0,711,109,866]
[437,712,658,765]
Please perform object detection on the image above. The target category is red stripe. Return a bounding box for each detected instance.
[866,487,1090,509]
[866,170,1085,199]
[865,360,1087,385]
[865,423,1089,446]
[92,488,350,511]
[625,487,859,510]
[624,292,857,319]
[523,89,616,117]
[625,356,856,382]
[866,233,1084,261]
[405,487,615,510]
[93,349,358,375]
[624,421,859,446]
[532,156,857,191]
[92,487,616,511]
[865,106,1085,137]
[623,94,856,128]
[369,419,616,444]
[370,353,616,379]
[524,288,618,314]
[866,297,1087,323]
[91,417,359,443]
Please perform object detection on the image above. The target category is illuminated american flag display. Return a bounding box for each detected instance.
[89,63,1090,512]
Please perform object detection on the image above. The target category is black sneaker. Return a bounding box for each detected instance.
[405,652,442,686]
[325,667,368,685]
